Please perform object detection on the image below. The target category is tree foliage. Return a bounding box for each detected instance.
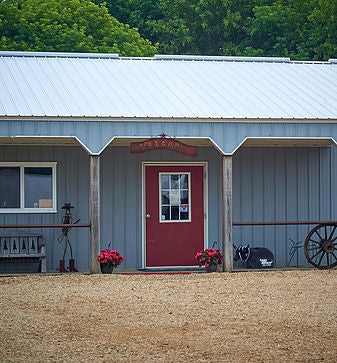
[97,0,337,60]
[1,0,336,60]
[308,0,337,60]
[0,0,157,56]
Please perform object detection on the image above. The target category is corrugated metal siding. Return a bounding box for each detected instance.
[0,144,335,270]
[0,146,90,271]
[101,145,336,268]
[1,120,337,154]
[233,146,336,266]
[100,146,223,269]
[1,54,337,119]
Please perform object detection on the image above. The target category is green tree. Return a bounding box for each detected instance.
[103,0,259,55]
[92,0,178,52]
[0,0,157,56]
[309,0,337,60]
[92,0,161,40]
[246,0,318,60]
[92,0,335,60]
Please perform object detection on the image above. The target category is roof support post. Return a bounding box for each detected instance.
[222,155,233,272]
[89,155,101,274]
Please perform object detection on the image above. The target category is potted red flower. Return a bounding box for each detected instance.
[195,248,223,272]
[97,248,124,274]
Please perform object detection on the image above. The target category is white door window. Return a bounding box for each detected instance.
[159,173,191,222]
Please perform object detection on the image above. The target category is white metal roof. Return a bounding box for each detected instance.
[0,51,337,120]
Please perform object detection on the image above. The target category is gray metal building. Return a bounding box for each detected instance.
[0,51,336,272]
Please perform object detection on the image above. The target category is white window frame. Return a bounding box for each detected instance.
[0,162,57,213]
[159,172,192,223]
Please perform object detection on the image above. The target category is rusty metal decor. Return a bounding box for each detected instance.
[233,220,337,269]
[57,203,80,272]
[304,224,337,269]
[130,134,197,156]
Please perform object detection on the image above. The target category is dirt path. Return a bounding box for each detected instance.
[0,270,336,362]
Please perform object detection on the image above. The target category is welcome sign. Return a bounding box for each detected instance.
[130,136,197,156]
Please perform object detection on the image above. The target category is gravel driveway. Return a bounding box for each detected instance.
[0,270,336,362]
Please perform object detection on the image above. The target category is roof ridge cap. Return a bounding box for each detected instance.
[154,54,291,63]
[0,51,119,59]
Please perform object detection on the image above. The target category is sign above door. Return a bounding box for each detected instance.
[130,134,197,156]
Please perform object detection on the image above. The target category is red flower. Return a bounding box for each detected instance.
[98,247,124,268]
[194,248,223,268]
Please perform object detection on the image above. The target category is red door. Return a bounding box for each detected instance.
[145,165,204,267]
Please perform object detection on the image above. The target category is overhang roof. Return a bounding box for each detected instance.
[0,51,337,121]
[0,136,334,156]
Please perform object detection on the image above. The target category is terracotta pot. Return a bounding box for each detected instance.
[205,263,217,273]
[100,263,114,274]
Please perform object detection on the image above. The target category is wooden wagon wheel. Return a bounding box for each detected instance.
[304,224,337,269]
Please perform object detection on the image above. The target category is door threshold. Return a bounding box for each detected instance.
[142,267,202,272]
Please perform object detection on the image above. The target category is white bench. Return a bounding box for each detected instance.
[0,231,46,273]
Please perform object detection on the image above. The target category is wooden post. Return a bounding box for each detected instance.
[222,155,233,272]
[89,155,101,274]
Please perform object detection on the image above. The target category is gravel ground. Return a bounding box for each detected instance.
[0,270,336,362]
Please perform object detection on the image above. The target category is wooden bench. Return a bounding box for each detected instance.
[0,231,46,273]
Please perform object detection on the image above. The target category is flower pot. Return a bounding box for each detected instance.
[205,263,217,273]
[100,262,114,274]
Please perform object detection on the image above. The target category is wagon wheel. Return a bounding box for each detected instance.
[304,224,337,269]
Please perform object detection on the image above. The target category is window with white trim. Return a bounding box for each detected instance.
[0,163,57,213]
[159,173,191,222]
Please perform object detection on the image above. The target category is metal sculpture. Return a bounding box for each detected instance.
[58,203,80,272]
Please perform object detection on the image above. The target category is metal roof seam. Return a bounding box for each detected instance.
[26,58,59,116]
[132,61,174,117]
[200,64,245,118]
[68,57,109,117]
[0,68,18,116]
[251,62,313,118]
[281,63,336,116]
[223,62,276,117]
[205,64,255,118]
[148,61,199,117]
[162,61,216,117]
[101,59,138,117]
[42,58,80,116]
[302,63,337,99]
[3,57,34,116]
[237,62,294,118]
[121,60,159,116]
[189,62,243,117]
[14,57,49,117]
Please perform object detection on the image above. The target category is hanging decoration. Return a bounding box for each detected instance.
[130,134,197,156]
